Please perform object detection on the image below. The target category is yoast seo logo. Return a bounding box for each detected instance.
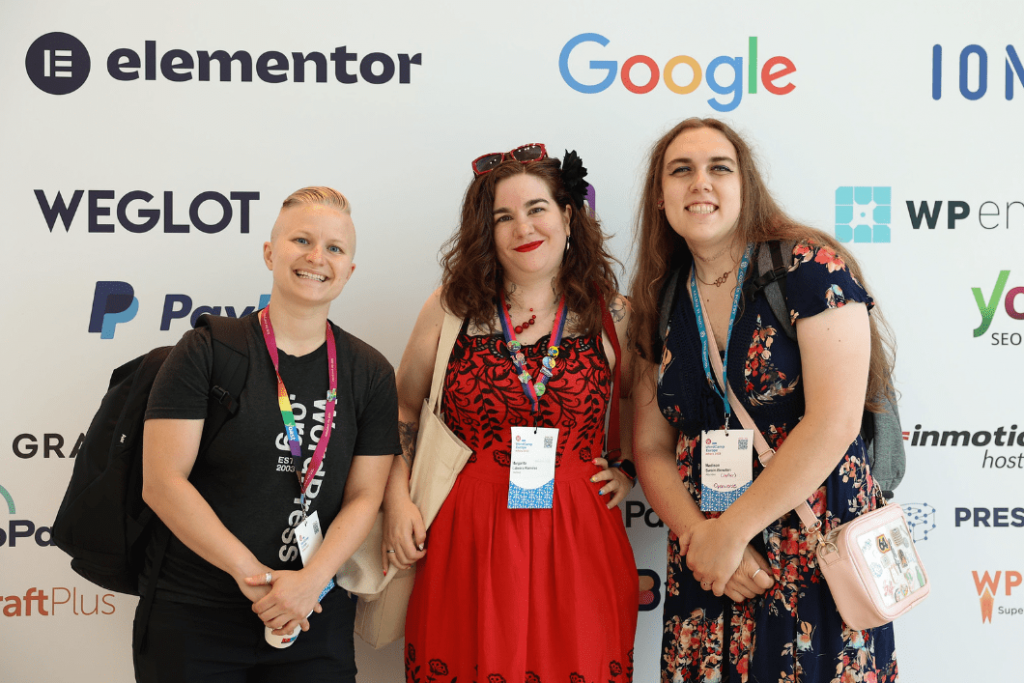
[559,35,795,112]
[0,485,55,548]
[25,32,91,95]
[26,33,421,93]
[89,281,270,338]
[973,571,1022,623]
[35,190,260,234]
[835,187,891,244]
[932,44,1024,101]
[973,271,1024,342]
[1,587,116,617]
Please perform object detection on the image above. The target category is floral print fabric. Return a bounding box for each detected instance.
[656,240,897,682]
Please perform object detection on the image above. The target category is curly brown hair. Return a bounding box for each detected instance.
[628,117,895,411]
[440,156,619,337]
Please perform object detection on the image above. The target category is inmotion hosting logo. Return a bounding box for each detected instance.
[89,281,139,339]
[25,32,91,95]
[835,186,892,244]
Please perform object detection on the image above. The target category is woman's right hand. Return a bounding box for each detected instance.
[381,494,426,572]
[720,544,775,603]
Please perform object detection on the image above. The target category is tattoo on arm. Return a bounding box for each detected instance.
[398,420,419,474]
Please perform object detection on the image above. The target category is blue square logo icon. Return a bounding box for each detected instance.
[835,186,891,244]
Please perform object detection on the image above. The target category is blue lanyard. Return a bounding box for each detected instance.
[690,243,754,430]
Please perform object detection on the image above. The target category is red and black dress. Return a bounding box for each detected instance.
[404,328,638,683]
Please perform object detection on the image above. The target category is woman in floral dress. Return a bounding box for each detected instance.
[629,118,899,682]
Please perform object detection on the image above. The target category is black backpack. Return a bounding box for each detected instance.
[656,241,906,497]
[52,314,250,596]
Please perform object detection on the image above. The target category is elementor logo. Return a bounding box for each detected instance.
[932,44,1024,101]
[973,571,1022,623]
[26,34,421,93]
[0,485,55,548]
[973,271,1024,342]
[559,35,795,112]
[89,281,138,339]
[88,281,270,338]
[835,187,891,244]
[25,32,91,95]
[35,189,259,234]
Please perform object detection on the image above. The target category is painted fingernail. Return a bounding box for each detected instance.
[418,544,425,551]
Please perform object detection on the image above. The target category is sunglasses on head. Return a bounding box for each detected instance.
[471,143,548,176]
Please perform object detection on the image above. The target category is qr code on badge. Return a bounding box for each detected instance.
[738,438,749,450]
[544,436,554,449]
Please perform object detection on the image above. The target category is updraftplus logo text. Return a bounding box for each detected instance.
[1,587,115,617]
[559,35,796,112]
[88,281,271,338]
[89,282,139,339]
[973,571,1022,623]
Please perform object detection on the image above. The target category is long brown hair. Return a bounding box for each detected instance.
[440,156,619,336]
[628,117,895,410]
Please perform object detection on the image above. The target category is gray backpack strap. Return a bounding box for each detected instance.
[757,240,797,341]
[863,390,905,498]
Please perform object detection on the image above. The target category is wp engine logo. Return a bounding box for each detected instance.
[25,32,91,95]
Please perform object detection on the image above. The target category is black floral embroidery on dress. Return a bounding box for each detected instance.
[526,673,542,683]
[487,675,507,683]
[443,333,610,468]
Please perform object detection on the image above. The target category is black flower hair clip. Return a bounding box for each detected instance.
[560,150,590,210]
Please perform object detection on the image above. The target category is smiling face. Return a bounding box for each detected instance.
[263,204,356,311]
[492,173,571,284]
[660,126,742,253]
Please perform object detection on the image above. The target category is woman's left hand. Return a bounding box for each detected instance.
[678,517,748,596]
[590,457,634,509]
[245,569,324,635]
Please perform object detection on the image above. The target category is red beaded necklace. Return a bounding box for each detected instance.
[505,303,536,334]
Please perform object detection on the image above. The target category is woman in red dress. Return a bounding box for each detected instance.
[383,145,639,683]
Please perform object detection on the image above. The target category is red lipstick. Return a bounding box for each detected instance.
[514,241,543,252]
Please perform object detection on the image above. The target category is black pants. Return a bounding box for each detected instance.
[133,589,356,683]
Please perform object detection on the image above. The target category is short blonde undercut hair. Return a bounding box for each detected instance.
[281,186,351,214]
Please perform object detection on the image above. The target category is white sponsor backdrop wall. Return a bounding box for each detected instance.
[2,1,1023,681]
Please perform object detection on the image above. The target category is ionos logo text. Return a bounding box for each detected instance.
[36,190,259,234]
[559,35,795,113]
[88,281,271,338]
[27,33,421,93]
[933,44,1024,101]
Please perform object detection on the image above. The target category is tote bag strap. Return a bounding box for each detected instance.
[426,309,464,415]
[698,278,821,533]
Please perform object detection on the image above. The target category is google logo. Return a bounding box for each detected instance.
[558,34,796,113]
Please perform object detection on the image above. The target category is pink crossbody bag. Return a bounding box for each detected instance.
[702,300,930,630]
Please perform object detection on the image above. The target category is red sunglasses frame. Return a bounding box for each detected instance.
[471,143,548,176]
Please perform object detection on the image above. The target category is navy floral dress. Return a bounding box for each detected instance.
[656,240,898,682]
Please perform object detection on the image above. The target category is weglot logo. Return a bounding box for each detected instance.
[973,571,1022,623]
[35,189,260,234]
[932,44,1024,101]
[559,35,795,112]
[26,33,421,93]
[89,281,271,338]
[0,485,55,548]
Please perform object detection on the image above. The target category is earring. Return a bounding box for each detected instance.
[657,199,664,210]
[565,234,571,252]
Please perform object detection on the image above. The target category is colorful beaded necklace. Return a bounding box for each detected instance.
[497,293,569,413]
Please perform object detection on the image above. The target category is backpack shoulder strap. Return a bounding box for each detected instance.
[195,314,250,448]
[754,240,797,341]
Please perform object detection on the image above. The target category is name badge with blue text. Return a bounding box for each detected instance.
[700,429,754,511]
[508,427,558,509]
[295,510,325,566]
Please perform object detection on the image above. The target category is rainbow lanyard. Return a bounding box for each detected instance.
[497,294,568,413]
[258,307,338,512]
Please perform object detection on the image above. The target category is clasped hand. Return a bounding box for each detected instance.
[590,457,633,509]
[679,517,775,602]
[242,569,323,635]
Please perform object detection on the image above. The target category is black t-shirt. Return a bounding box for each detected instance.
[142,314,401,606]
